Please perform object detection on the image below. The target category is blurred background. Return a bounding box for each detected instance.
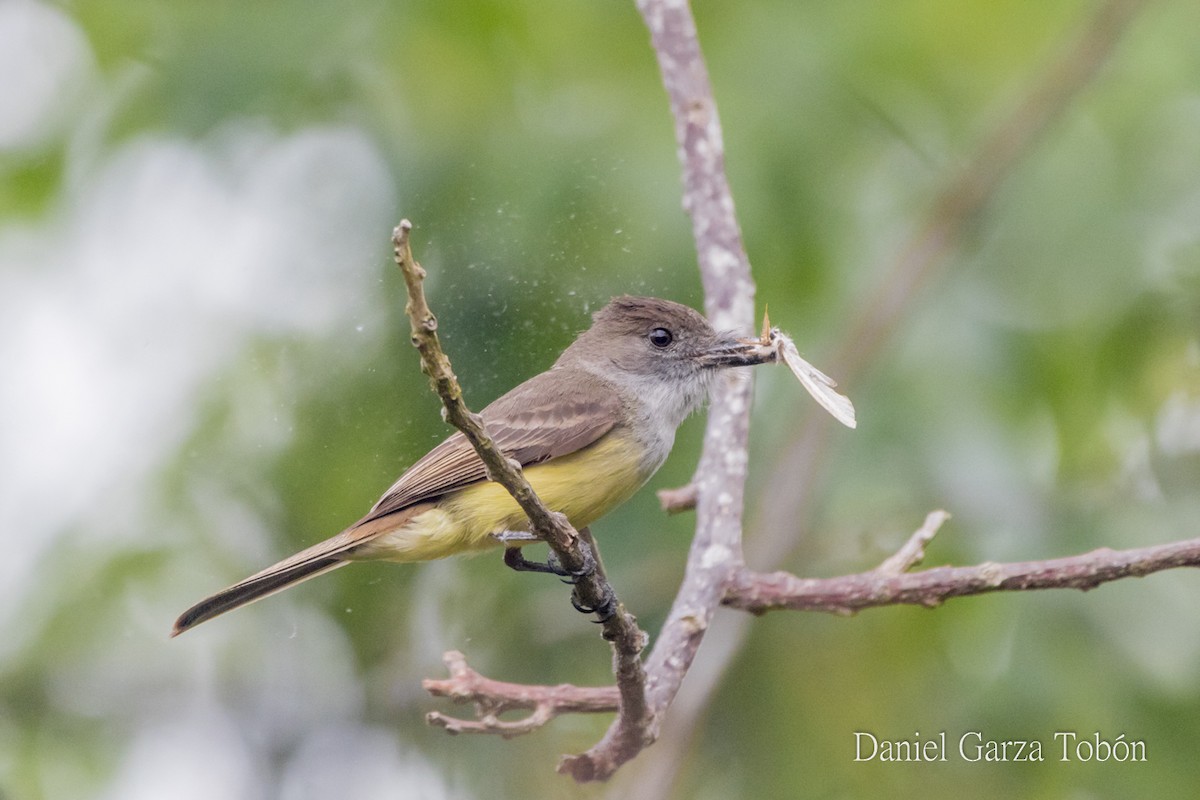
[3,0,1200,797]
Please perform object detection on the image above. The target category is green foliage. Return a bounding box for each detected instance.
[3,0,1200,798]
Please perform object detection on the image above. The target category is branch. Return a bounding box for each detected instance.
[725,527,1200,616]
[391,221,650,755]
[553,0,761,783]
[875,510,951,575]
[423,651,618,738]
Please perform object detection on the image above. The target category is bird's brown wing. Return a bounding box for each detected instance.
[363,367,623,523]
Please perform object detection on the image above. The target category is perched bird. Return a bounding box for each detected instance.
[172,296,775,636]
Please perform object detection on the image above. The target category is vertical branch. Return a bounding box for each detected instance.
[558,0,759,782]
[635,0,756,711]
[637,0,756,329]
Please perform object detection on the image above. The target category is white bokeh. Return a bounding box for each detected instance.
[0,122,396,629]
[96,711,262,800]
[0,1,94,151]
[279,724,459,800]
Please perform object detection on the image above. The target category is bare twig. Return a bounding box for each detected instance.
[392,221,650,754]
[656,483,697,514]
[423,651,618,738]
[393,220,579,561]
[875,510,951,575]
[725,533,1200,615]
[415,521,1200,754]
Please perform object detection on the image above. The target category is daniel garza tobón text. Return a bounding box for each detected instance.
[854,731,1146,763]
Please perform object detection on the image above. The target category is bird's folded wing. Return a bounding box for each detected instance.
[362,367,623,523]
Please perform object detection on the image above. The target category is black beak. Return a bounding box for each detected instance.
[697,335,776,368]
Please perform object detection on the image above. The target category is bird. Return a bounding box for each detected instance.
[171,295,773,636]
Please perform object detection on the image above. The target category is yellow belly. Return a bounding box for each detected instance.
[365,431,650,562]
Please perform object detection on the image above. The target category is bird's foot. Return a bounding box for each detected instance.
[496,532,611,621]
[496,530,597,582]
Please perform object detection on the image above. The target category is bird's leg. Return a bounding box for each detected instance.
[495,532,555,573]
[493,530,595,578]
[492,530,541,547]
[501,544,559,575]
[489,527,597,585]
[494,529,613,621]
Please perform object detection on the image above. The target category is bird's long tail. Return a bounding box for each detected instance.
[171,555,349,637]
[170,556,348,638]
[171,506,423,637]
[171,525,376,638]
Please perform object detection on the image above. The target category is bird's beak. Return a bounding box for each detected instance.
[697,334,777,368]
[699,315,858,428]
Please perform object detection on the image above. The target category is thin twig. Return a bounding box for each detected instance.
[656,483,698,515]
[423,651,618,737]
[392,221,650,752]
[875,510,951,575]
[393,220,579,560]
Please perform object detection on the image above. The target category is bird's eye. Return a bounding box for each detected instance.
[648,327,673,348]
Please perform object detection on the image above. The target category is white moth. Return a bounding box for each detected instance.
[768,327,856,429]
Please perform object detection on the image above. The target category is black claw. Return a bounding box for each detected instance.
[556,555,586,584]
[571,586,616,623]
[556,544,598,582]
[592,597,617,623]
